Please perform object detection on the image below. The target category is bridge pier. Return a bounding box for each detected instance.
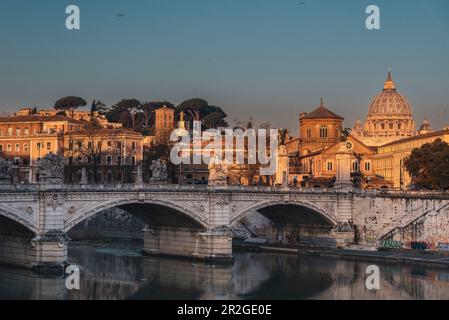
[0,231,68,274]
[143,226,233,263]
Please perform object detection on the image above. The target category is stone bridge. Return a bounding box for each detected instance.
[1,182,449,273]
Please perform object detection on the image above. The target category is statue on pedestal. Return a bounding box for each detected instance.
[38,153,64,184]
[208,155,229,187]
[150,159,162,182]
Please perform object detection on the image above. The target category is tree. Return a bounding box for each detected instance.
[175,98,228,129]
[106,99,142,130]
[404,139,449,190]
[91,100,109,115]
[54,96,87,118]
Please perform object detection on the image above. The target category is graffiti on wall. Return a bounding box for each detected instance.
[380,240,403,249]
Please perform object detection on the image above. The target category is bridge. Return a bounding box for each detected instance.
[1,154,449,274]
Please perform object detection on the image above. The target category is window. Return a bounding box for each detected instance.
[306,128,312,138]
[37,143,41,150]
[24,128,29,135]
[24,144,29,152]
[47,142,51,151]
[131,156,136,166]
[117,141,122,149]
[352,160,360,172]
[117,156,122,165]
[0,145,3,152]
[97,142,102,150]
[15,144,20,152]
[365,161,371,171]
[327,161,333,171]
[106,155,112,165]
[132,141,136,150]
[320,126,328,139]
[7,144,12,152]
[16,128,21,136]
[7,127,12,136]
[77,141,82,150]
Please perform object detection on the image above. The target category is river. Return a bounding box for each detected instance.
[1,241,449,300]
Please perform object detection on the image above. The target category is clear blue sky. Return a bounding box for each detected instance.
[0,0,448,134]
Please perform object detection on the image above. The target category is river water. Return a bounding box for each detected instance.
[1,241,449,300]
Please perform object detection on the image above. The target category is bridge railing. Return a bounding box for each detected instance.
[1,182,449,197]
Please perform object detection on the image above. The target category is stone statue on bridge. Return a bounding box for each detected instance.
[150,159,168,182]
[0,156,11,184]
[208,155,229,187]
[38,153,64,184]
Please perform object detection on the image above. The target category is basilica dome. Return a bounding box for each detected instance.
[353,72,416,147]
[367,72,413,117]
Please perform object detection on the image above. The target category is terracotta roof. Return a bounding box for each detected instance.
[301,99,344,120]
[0,115,84,124]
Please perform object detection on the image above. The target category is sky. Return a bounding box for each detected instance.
[0,0,448,135]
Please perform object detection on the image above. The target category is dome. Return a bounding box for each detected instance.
[354,71,417,147]
[367,72,413,117]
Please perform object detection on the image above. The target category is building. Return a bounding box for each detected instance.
[287,100,380,188]
[14,107,123,129]
[298,98,344,156]
[154,106,175,144]
[0,112,143,183]
[373,129,449,188]
[64,128,144,183]
[0,115,84,166]
[352,72,417,146]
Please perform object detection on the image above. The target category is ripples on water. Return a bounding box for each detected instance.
[1,242,449,300]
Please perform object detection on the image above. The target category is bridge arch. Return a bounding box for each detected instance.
[64,198,208,233]
[231,200,337,227]
[0,205,37,234]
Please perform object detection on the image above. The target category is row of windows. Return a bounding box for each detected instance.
[0,128,33,137]
[0,143,30,152]
[305,126,334,139]
[157,114,173,121]
[0,142,53,153]
[68,140,138,151]
[323,161,371,172]
[68,156,137,166]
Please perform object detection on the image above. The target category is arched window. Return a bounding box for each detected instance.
[24,128,29,135]
[320,126,328,139]
[306,128,312,138]
[352,160,360,172]
[364,161,371,172]
[7,127,12,136]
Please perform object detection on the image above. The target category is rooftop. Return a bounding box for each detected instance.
[301,98,344,120]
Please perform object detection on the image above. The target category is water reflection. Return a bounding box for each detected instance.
[1,242,449,300]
